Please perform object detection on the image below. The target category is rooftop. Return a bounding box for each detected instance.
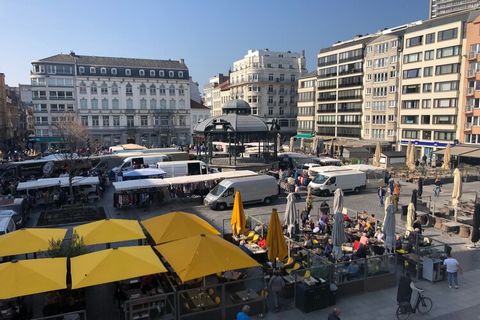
[36,54,188,70]
[406,9,480,33]
[190,100,209,110]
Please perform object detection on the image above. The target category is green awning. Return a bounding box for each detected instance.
[28,137,64,143]
[294,133,314,139]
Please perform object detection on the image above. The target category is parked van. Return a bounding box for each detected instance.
[0,212,16,235]
[0,197,28,227]
[157,160,208,178]
[112,154,170,174]
[204,175,278,210]
[308,170,366,196]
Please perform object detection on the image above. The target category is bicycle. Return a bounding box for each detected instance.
[396,288,433,320]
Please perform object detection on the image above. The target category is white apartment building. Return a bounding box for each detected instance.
[203,73,228,114]
[398,12,471,158]
[430,0,480,18]
[31,53,191,149]
[296,72,316,136]
[228,49,306,134]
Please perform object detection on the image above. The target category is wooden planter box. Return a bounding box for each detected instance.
[337,279,364,296]
[364,273,397,292]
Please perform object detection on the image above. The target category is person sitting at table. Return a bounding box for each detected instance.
[346,260,360,280]
[317,217,327,234]
[141,275,156,294]
[300,209,309,226]
[320,200,330,215]
[413,217,423,234]
[354,243,367,259]
[114,282,129,308]
[395,234,403,251]
[324,238,333,258]
[353,239,360,252]
[374,228,385,243]
[359,232,369,247]
[364,221,375,237]
[303,234,314,249]
[236,304,252,320]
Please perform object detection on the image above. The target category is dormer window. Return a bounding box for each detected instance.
[111,68,117,75]
[178,71,184,78]
[90,67,96,74]
[100,67,107,75]
[139,69,145,76]
[159,70,165,77]
[169,71,174,77]
[125,69,131,76]
[79,66,85,74]
[150,70,155,77]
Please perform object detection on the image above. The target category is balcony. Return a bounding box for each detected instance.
[465,122,473,130]
[467,87,475,96]
[468,69,476,78]
[465,105,473,113]
[337,121,361,125]
[468,51,478,60]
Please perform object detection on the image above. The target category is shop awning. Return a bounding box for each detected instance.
[0,258,67,299]
[17,176,100,191]
[28,136,64,143]
[434,145,480,156]
[0,228,67,257]
[112,170,258,192]
[155,234,259,283]
[142,212,219,245]
[73,219,146,246]
[462,149,480,159]
[294,133,314,139]
[70,246,167,289]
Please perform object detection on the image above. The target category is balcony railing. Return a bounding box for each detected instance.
[468,69,476,78]
[467,87,475,96]
[465,122,473,130]
[469,51,477,60]
[466,105,473,113]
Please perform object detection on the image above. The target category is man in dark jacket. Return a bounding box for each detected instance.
[328,308,341,320]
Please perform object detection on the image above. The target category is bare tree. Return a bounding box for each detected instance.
[54,116,88,203]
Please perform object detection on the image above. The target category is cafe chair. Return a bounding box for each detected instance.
[303,270,311,279]
[214,296,221,305]
[208,288,215,297]
[286,262,301,274]
[246,231,255,240]
[250,234,260,243]
[283,257,294,269]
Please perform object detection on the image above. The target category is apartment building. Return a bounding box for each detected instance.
[203,73,228,113]
[211,79,230,116]
[463,12,480,144]
[398,11,478,158]
[362,33,403,146]
[430,0,480,18]
[296,72,316,136]
[228,49,306,134]
[317,36,373,140]
[31,53,191,149]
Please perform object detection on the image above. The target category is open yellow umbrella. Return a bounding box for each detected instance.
[142,211,219,244]
[155,234,259,283]
[0,228,67,257]
[0,257,67,299]
[373,142,381,167]
[73,219,146,246]
[442,144,451,170]
[266,209,288,263]
[70,246,166,289]
[231,191,246,237]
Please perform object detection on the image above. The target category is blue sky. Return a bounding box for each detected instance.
[0,0,427,89]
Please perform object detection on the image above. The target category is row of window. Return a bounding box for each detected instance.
[405,28,458,48]
[31,77,74,87]
[32,90,74,100]
[78,98,186,110]
[80,115,187,127]
[402,81,459,94]
[34,103,74,112]
[78,66,184,78]
[230,73,297,83]
[79,82,185,96]
[364,128,395,139]
[400,115,456,125]
[403,45,461,64]
[401,98,457,109]
[402,130,456,141]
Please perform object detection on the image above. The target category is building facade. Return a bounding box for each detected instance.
[210,78,230,117]
[362,33,403,145]
[190,100,211,136]
[430,0,480,18]
[296,72,316,135]
[203,73,228,113]
[228,49,306,135]
[31,53,191,149]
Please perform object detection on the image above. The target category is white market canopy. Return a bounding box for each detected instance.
[112,170,258,192]
[17,176,100,191]
[122,168,166,178]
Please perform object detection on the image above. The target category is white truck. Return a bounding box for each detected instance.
[308,170,366,196]
[204,175,278,210]
[156,160,208,178]
[112,154,170,174]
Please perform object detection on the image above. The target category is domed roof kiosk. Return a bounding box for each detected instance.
[193,99,279,166]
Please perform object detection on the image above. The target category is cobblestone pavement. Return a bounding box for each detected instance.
[28,178,480,320]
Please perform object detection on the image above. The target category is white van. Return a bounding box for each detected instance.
[204,175,278,210]
[0,212,16,235]
[308,166,350,178]
[157,160,208,178]
[308,170,366,196]
[112,154,170,173]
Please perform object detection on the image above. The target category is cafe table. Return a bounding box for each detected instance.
[186,289,216,309]
[231,289,259,302]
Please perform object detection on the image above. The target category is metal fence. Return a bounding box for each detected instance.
[32,310,87,320]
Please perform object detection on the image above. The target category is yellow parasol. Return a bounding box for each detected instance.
[73,219,146,246]
[442,144,451,170]
[0,228,67,257]
[373,142,381,167]
[266,208,288,263]
[231,191,246,237]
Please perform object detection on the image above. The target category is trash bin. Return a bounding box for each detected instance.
[402,205,408,216]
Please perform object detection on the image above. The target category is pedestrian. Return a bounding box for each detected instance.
[305,194,313,215]
[268,270,285,312]
[417,177,424,198]
[236,305,251,320]
[320,200,330,215]
[393,182,401,212]
[328,307,341,320]
[378,186,386,206]
[422,154,427,166]
[443,252,462,289]
[434,176,442,197]
[388,177,394,195]
[294,182,301,200]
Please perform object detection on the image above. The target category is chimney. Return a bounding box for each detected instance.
[180,58,185,64]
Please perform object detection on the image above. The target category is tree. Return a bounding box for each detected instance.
[53,116,88,203]
[47,231,88,258]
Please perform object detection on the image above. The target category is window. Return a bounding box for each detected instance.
[112,83,118,95]
[126,99,133,109]
[169,85,175,95]
[100,67,107,75]
[391,40,398,48]
[319,67,337,78]
[389,85,396,93]
[140,99,147,109]
[125,69,131,76]
[92,116,99,126]
[402,85,421,94]
[268,107,273,115]
[423,67,433,77]
[403,68,421,78]
[178,71,184,78]
[141,116,148,126]
[436,45,461,58]
[179,99,185,108]
[111,68,117,75]
[374,42,389,54]
[407,36,423,47]
[139,69,145,76]
[438,28,458,41]
[390,56,398,64]
[80,98,87,109]
[424,50,434,61]
[91,98,98,110]
[170,99,176,109]
[402,130,419,139]
[169,71,174,77]
[161,116,168,126]
[388,115,396,122]
[81,116,88,126]
[403,52,422,63]
[159,85,166,95]
[150,99,157,109]
[290,74,296,82]
[178,85,185,96]
[388,100,396,108]
[423,83,432,93]
[126,83,132,96]
[101,98,108,109]
[433,115,456,124]
[434,98,457,108]
[159,70,164,77]
[103,116,110,127]
[435,63,460,75]
[402,100,420,109]
[113,116,120,126]
[422,115,431,124]
[127,116,134,127]
[90,82,97,94]
[90,67,96,74]
[150,70,155,77]
[367,60,372,68]
[150,84,156,95]
[279,74,285,81]
[434,131,455,141]
[401,116,418,124]
[422,99,431,109]
[426,33,435,44]
[47,65,56,74]
[434,81,458,92]
[101,83,108,94]
[318,54,338,66]
[79,66,85,74]
[140,84,146,95]
[79,82,86,94]
[160,99,166,108]
[112,98,119,110]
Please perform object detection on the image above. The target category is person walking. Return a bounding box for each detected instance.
[417,177,424,198]
[236,305,251,320]
[388,177,395,195]
[444,252,462,289]
[268,270,285,312]
[434,177,442,197]
[393,182,401,212]
[378,186,386,206]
